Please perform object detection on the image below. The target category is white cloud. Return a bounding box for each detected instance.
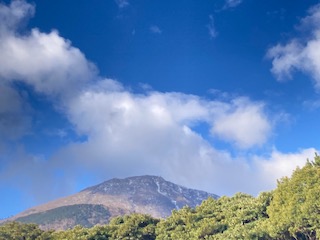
[207,15,218,39]
[57,84,316,194]
[0,0,276,196]
[267,4,320,89]
[0,1,96,98]
[210,98,271,148]
[50,81,276,196]
[253,148,318,191]
[0,0,34,34]
[0,0,311,201]
[65,83,272,149]
[150,25,162,34]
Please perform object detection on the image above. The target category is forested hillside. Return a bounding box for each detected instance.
[1,155,320,240]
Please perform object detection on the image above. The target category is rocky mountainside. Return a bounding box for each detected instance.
[7,175,218,230]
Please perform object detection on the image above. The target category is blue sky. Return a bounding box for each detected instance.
[1,0,320,218]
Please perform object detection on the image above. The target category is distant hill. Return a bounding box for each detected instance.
[6,175,218,230]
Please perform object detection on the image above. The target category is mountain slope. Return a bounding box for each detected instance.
[8,175,218,230]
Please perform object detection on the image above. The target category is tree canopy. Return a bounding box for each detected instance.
[2,155,320,240]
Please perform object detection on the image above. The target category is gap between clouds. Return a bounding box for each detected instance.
[0,0,318,202]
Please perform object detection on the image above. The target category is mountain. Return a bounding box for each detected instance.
[6,175,218,230]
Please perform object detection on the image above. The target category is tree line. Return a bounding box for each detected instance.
[1,155,320,240]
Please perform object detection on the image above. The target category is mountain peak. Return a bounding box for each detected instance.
[9,175,218,230]
[83,175,167,193]
[83,175,218,213]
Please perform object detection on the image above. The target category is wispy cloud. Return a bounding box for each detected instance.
[150,25,162,34]
[267,3,320,89]
[115,0,129,9]
[303,99,320,110]
[223,0,242,9]
[207,15,218,39]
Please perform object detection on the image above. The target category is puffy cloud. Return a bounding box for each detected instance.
[267,4,320,88]
[0,0,97,202]
[210,98,271,148]
[0,0,276,196]
[57,83,316,195]
[66,82,272,149]
[0,0,96,98]
[0,0,34,34]
[0,0,308,202]
[49,80,275,195]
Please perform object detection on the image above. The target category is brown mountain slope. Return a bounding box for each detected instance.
[6,175,218,230]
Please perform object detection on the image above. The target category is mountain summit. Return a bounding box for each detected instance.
[8,175,218,230]
[84,175,218,213]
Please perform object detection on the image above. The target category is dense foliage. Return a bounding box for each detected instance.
[16,204,110,229]
[1,155,320,240]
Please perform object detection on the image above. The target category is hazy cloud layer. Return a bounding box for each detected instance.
[254,148,318,190]
[267,4,320,89]
[0,0,317,203]
[0,84,31,142]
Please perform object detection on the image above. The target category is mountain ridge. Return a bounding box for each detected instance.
[5,175,218,230]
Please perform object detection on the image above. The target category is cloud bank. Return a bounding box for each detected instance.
[0,0,318,204]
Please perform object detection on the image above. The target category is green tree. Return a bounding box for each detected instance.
[0,221,49,240]
[108,213,159,240]
[266,154,320,239]
[156,193,272,240]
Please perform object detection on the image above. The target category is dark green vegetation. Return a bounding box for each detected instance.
[2,155,320,240]
[16,204,110,229]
